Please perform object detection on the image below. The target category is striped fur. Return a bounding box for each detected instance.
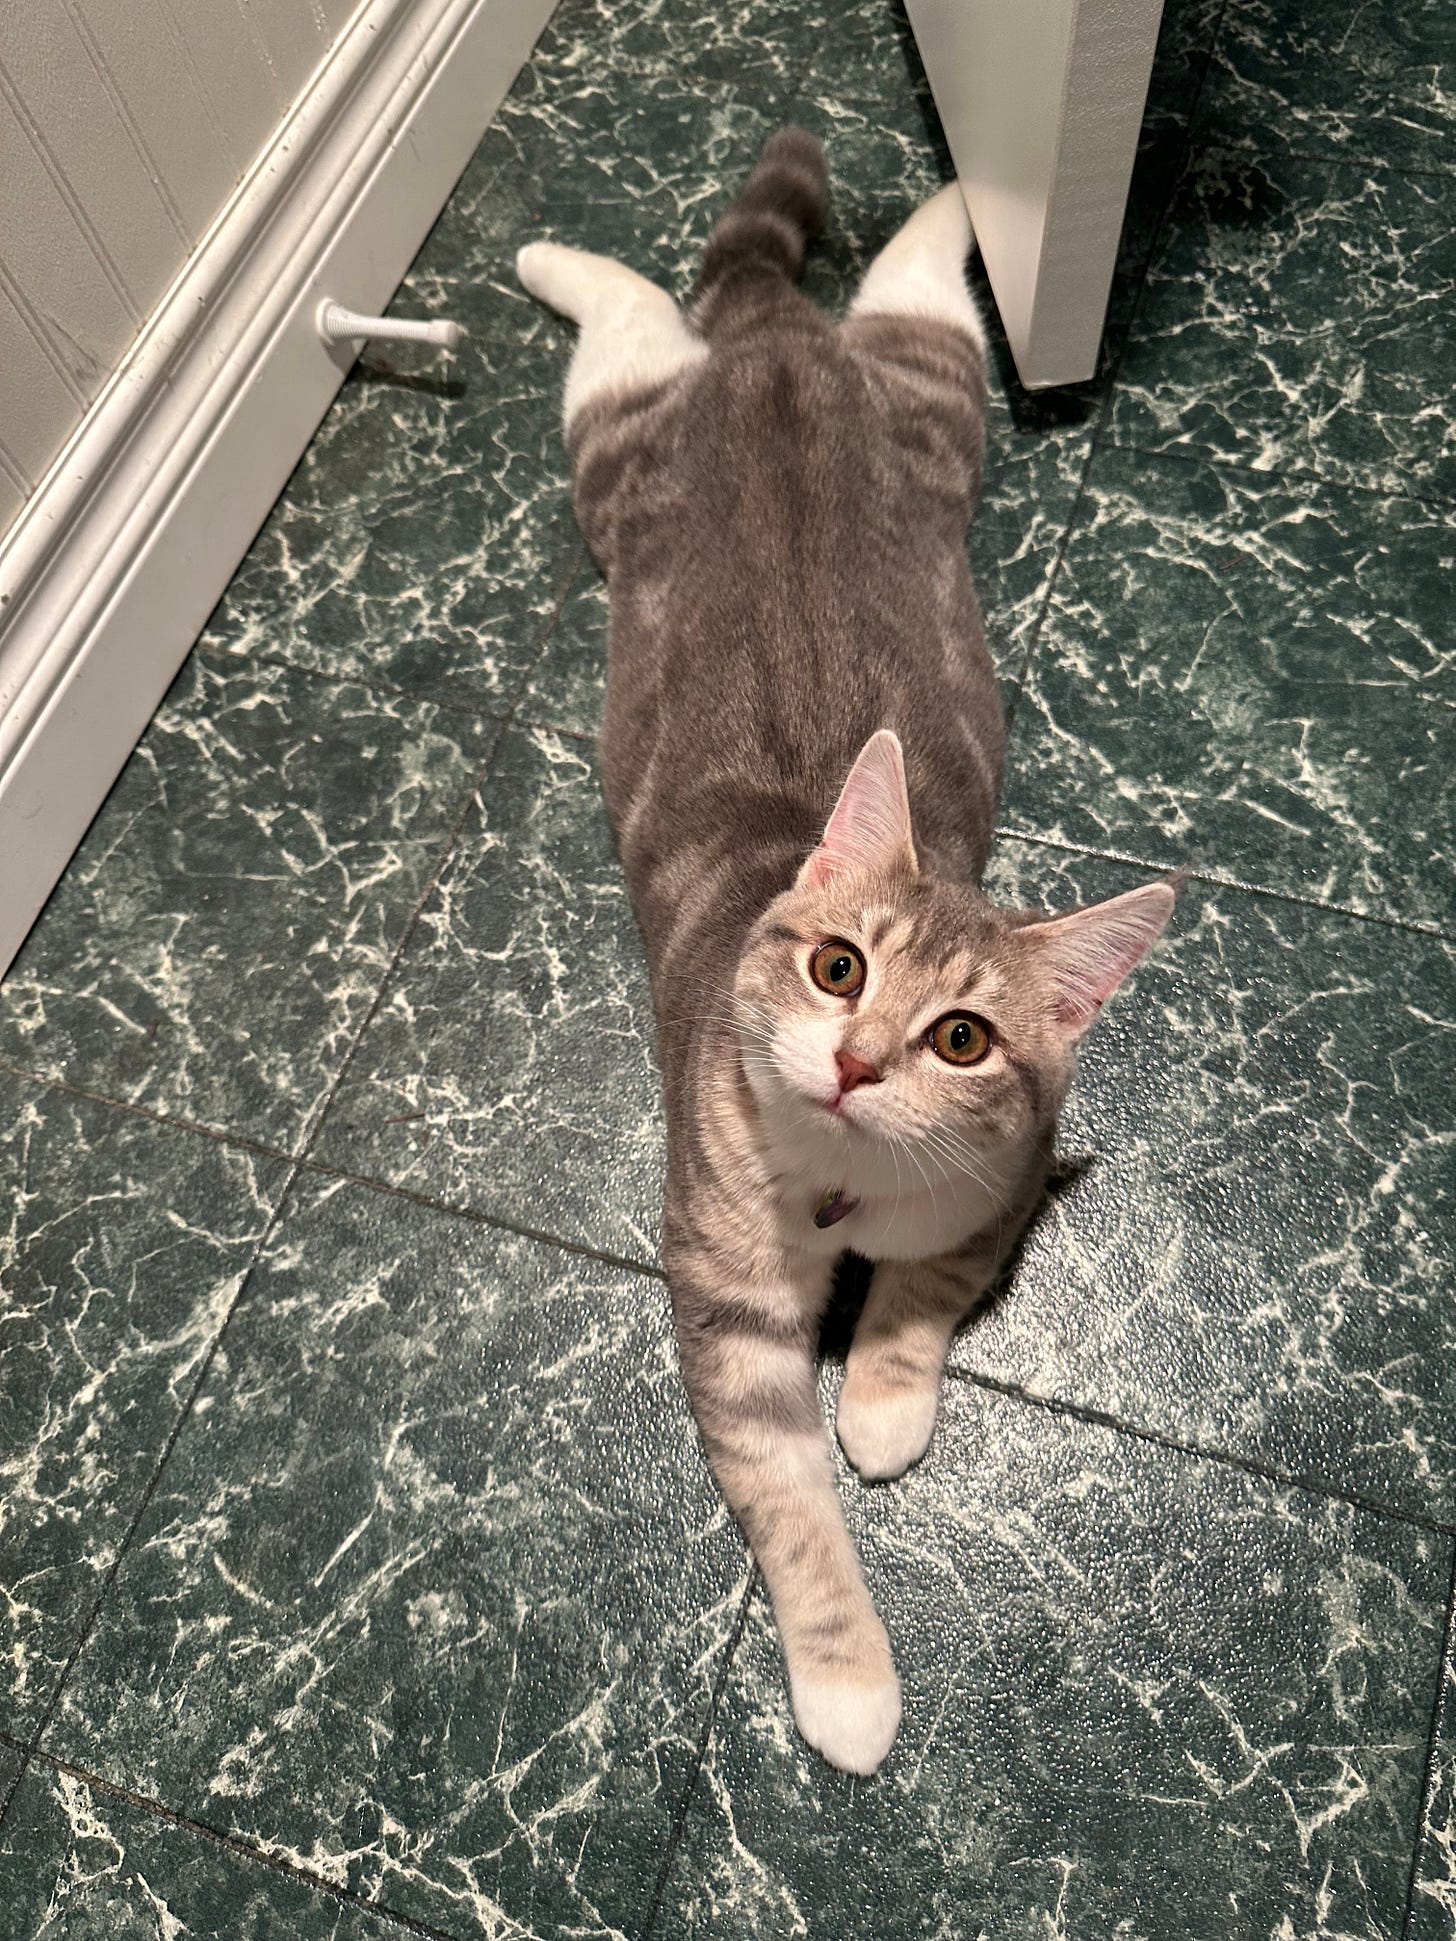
[692,126,828,338]
[519,132,1174,1774]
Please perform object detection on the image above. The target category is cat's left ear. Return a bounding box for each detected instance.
[797,729,918,890]
[1024,880,1177,1037]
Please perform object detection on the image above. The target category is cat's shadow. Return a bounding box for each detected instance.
[816,1151,1094,1364]
[342,356,468,401]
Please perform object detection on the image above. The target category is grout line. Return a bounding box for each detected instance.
[946,1367,1456,1538]
[994,826,1456,944]
[638,1573,758,1941]
[512,713,599,747]
[291,1154,666,1280]
[1402,1544,1456,1939]
[0,547,577,1829]
[0,1734,465,1941]
[0,1058,297,1166]
[274,542,589,1177]
[0,1144,309,1841]
[12,1021,1456,1542]
[1187,132,1456,186]
[499,543,591,718]
[0,1056,666,1278]
[0,1747,23,1829]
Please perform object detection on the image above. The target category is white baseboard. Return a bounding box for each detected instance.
[0,0,556,979]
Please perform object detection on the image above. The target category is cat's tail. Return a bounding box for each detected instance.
[691,127,828,338]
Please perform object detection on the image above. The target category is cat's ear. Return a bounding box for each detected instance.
[1024,880,1176,1036]
[797,730,918,890]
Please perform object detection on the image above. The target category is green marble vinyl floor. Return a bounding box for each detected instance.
[2,0,1453,1935]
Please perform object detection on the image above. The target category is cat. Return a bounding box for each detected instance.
[517,129,1175,1776]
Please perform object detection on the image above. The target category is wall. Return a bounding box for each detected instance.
[0,0,360,540]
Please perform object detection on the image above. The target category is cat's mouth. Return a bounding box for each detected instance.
[817,1087,870,1124]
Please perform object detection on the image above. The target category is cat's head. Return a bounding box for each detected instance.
[734,730,1175,1189]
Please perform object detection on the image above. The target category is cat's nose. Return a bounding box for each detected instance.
[835,1048,881,1093]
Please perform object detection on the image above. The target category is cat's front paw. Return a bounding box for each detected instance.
[791,1665,902,1775]
[836,1378,938,1481]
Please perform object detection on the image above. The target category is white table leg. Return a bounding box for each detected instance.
[906,0,1165,389]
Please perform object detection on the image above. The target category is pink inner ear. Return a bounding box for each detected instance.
[1033,882,1176,1033]
[799,730,917,890]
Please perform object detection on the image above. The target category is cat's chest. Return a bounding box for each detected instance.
[768,1134,1003,1263]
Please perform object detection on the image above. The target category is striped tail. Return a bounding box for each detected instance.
[691,128,829,338]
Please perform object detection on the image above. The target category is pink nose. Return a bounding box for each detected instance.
[835,1049,881,1093]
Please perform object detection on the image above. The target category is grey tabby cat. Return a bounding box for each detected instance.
[518,130,1174,1775]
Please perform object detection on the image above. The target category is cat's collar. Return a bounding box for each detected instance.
[813,1188,859,1230]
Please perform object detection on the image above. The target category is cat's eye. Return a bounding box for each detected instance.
[929,1013,992,1067]
[810,941,865,998]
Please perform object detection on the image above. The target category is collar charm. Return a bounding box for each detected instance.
[813,1188,859,1230]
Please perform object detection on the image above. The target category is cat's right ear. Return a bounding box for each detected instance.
[797,730,918,890]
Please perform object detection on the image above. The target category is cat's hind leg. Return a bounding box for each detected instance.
[840,184,989,524]
[847,181,987,354]
[517,241,707,429]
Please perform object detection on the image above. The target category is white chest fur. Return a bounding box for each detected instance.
[755,1095,1008,1263]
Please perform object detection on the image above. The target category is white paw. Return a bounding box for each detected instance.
[791,1666,902,1775]
[836,1381,937,1481]
[515,240,559,300]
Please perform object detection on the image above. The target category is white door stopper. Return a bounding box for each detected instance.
[317,301,466,352]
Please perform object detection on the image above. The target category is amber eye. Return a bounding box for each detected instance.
[929,1013,992,1066]
[810,941,866,998]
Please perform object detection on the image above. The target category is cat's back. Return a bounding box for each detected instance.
[671,307,970,604]
[599,305,1000,939]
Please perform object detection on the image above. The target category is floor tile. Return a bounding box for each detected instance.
[658,1381,1446,1941]
[0,1742,25,1821]
[197,361,580,721]
[1110,148,1456,497]
[195,122,581,717]
[963,840,1456,1523]
[473,60,796,289]
[1411,1616,1456,1940]
[796,0,936,109]
[46,1174,745,1939]
[532,0,815,87]
[201,50,793,715]
[1200,0,1456,173]
[313,724,663,1262]
[517,561,605,741]
[1140,0,1229,139]
[0,657,493,1150]
[0,1070,287,1734]
[797,0,1220,148]
[0,1764,391,1939]
[1002,447,1454,927]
